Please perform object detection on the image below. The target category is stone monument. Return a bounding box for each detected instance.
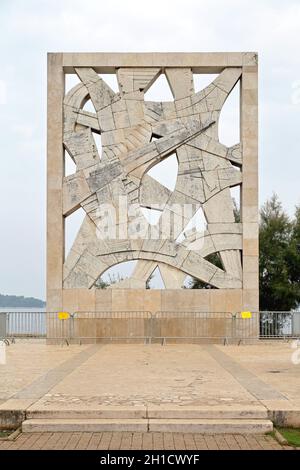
[47,53,258,337]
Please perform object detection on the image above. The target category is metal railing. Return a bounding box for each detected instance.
[47,311,152,342]
[0,310,299,342]
[260,311,300,338]
[0,311,46,338]
[152,311,259,343]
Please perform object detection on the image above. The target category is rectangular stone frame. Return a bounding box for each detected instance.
[47,52,258,318]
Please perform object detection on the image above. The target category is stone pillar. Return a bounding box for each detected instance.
[241,55,259,314]
[47,53,64,311]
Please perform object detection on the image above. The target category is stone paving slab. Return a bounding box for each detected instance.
[204,345,286,400]
[214,342,300,402]
[0,432,287,450]
[13,345,100,400]
[29,344,259,408]
[0,341,90,401]
[1,341,300,430]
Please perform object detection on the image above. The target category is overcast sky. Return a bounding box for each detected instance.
[0,0,299,299]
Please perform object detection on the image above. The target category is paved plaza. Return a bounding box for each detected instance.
[0,341,299,447]
[0,341,299,408]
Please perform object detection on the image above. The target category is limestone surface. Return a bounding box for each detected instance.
[61,65,245,289]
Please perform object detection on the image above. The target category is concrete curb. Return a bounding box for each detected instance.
[0,427,21,441]
[273,428,288,446]
[22,418,273,434]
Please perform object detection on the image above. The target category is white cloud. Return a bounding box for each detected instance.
[0,79,7,105]
[12,124,36,139]
[291,80,300,106]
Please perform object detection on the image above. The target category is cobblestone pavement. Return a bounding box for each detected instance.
[0,432,288,450]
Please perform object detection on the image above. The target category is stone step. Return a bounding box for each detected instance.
[26,407,146,420]
[22,418,273,434]
[147,405,268,420]
[22,418,148,433]
[148,419,273,434]
[26,404,268,420]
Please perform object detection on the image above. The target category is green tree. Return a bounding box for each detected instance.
[95,273,124,289]
[190,195,239,289]
[189,253,222,289]
[146,272,153,289]
[259,194,300,311]
[233,197,241,222]
[286,205,300,295]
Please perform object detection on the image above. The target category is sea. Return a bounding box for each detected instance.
[0,308,46,336]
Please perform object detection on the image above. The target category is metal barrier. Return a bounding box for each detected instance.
[260,311,300,338]
[0,312,6,339]
[152,311,259,343]
[0,310,299,342]
[1,311,46,338]
[47,311,152,343]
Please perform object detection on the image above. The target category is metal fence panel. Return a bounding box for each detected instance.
[153,311,259,341]
[47,311,153,342]
[0,310,299,342]
[292,312,300,336]
[260,311,294,338]
[6,312,46,337]
[0,313,6,338]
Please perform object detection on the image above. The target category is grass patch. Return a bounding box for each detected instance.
[277,427,300,447]
[0,430,14,438]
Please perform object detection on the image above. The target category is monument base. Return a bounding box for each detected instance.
[46,288,259,343]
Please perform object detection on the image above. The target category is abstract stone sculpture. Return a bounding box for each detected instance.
[47,53,258,315]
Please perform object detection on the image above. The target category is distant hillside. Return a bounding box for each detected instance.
[0,294,45,308]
